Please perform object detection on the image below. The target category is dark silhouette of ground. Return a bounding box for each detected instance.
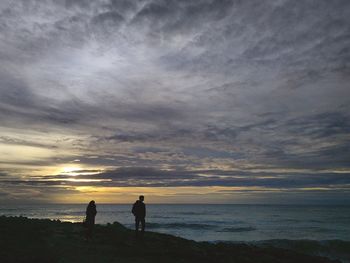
[0,216,342,263]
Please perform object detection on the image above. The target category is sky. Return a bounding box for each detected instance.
[0,0,349,204]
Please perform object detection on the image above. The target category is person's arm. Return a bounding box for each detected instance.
[132,203,136,215]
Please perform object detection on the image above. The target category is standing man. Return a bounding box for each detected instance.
[132,195,146,236]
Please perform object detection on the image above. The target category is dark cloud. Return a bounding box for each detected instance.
[90,168,350,188]
[0,136,57,149]
[285,112,350,139]
[12,167,348,189]
[131,146,168,154]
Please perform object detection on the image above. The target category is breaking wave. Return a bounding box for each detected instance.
[217,226,256,232]
[147,222,217,230]
[146,222,257,233]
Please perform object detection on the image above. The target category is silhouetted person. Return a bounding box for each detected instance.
[85,200,97,240]
[132,195,146,236]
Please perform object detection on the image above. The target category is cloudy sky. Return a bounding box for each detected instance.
[0,0,349,204]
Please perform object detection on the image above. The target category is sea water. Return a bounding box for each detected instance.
[0,204,349,242]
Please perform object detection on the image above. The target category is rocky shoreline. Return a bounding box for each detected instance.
[0,216,340,263]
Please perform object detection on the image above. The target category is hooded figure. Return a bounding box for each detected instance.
[85,200,97,240]
[132,195,146,235]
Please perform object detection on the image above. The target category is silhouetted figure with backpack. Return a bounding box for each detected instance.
[85,200,97,240]
[132,195,146,236]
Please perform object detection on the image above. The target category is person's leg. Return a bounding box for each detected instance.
[141,218,145,232]
[135,217,140,233]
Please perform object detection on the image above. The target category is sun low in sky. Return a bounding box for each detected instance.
[0,0,349,204]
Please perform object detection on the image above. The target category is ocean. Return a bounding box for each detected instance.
[1,204,350,261]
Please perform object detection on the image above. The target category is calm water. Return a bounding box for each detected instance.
[1,204,349,242]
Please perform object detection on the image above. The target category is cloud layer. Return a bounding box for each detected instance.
[0,0,349,203]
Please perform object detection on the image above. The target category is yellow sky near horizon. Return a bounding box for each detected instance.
[1,132,349,205]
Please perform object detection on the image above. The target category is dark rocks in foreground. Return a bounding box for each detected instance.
[0,216,340,263]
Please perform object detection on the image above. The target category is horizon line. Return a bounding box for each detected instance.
[2,203,350,206]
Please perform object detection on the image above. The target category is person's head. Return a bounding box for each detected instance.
[89,200,95,206]
[139,195,144,202]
